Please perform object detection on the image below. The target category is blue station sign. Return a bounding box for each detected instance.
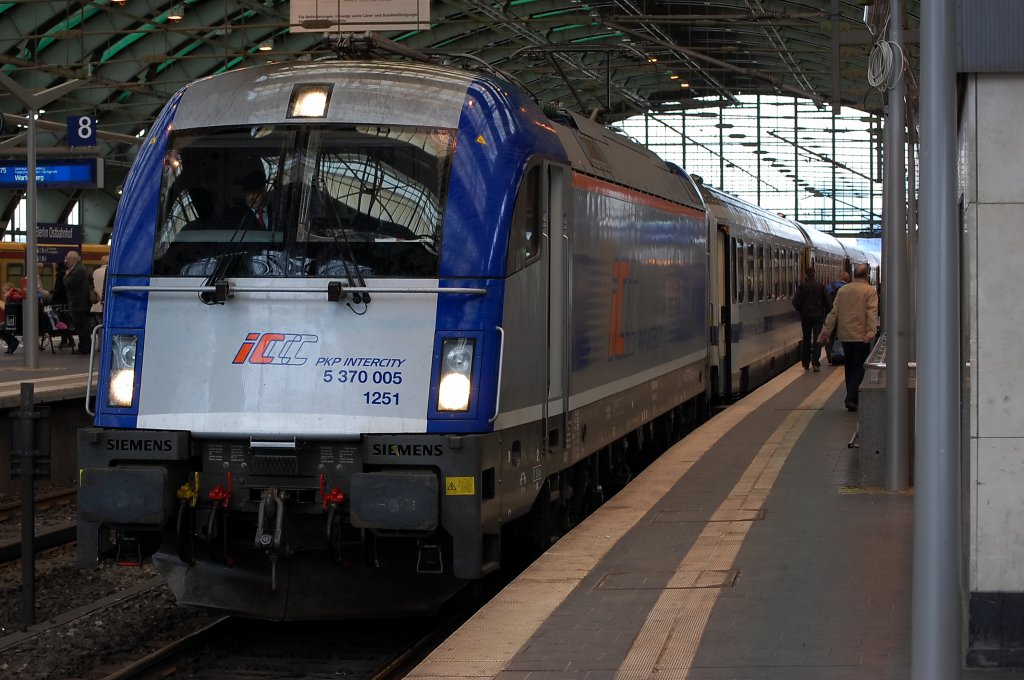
[0,158,102,189]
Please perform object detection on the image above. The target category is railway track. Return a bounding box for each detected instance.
[95,587,484,680]
[0,521,78,563]
[0,488,79,564]
[0,576,167,655]
[0,488,77,522]
[96,614,462,680]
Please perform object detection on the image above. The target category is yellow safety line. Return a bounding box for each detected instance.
[614,367,843,679]
[405,365,819,679]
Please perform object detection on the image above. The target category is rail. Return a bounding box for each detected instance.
[0,488,77,522]
[0,522,78,563]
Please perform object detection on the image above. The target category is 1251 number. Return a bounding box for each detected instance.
[363,391,400,405]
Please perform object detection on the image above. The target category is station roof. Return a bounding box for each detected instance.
[0,0,919,240]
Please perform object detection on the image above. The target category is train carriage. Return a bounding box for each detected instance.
[700,183,808,399]
[799,221,848,285]
[840,242,881,285]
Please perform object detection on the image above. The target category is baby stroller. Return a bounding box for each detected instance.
[39,304,76,353]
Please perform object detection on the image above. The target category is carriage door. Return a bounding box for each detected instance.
[718,227,734,398]
[543,163,569,463]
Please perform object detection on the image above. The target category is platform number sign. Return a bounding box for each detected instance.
[67,115,97,147]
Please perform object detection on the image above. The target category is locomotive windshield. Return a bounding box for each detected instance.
[152,124,453,278]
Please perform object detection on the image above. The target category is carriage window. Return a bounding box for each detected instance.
[784,250,791,295]
[507,166,541,275]
[746,242,755,302]
[756,244,765,301]
[790,249,798,294]
[733,238,742,303]
[773,247,781,298]
[152,124,454,278]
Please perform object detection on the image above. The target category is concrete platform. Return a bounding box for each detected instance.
[407,365,1019,679]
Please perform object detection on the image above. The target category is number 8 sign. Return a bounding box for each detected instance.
[67,115,97,147]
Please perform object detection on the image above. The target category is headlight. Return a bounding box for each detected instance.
[437,338,475,412]
[107,334,138,408]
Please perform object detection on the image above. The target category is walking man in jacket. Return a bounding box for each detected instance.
[792,266,831,372]
[818,263,879,411]
[63,250,92,354]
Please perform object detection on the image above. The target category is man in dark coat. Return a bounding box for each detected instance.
[63,250,92,354]
[791,266,831,372]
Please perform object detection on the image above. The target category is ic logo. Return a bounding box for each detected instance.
[232,333,319,366]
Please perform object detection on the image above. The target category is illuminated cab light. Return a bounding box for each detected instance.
[288,84,333,118]
[437,338,475,412]
[107,334,138,408]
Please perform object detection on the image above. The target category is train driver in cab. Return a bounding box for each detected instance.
[222,168,274,230]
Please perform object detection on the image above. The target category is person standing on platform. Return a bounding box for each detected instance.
[50,261,68,306]
[826,271,851,303]
[791,266,831,372]
[34,262,50,301]
[818,263,879,412]
[824,271,851,362]
[63,250,92,355]
[91,254,108,322]
[0,282,19,354]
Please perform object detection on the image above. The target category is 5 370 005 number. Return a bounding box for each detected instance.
[322,369,403,385]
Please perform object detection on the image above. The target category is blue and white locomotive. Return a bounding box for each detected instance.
[77,55,861,619]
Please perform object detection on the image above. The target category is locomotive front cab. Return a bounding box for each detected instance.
[76,61,566,619]
[78,109,480,617]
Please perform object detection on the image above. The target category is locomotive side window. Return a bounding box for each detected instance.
[151,124,454,278]
[506,166,541,275]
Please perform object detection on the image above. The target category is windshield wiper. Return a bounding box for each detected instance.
[318,178,371,306]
